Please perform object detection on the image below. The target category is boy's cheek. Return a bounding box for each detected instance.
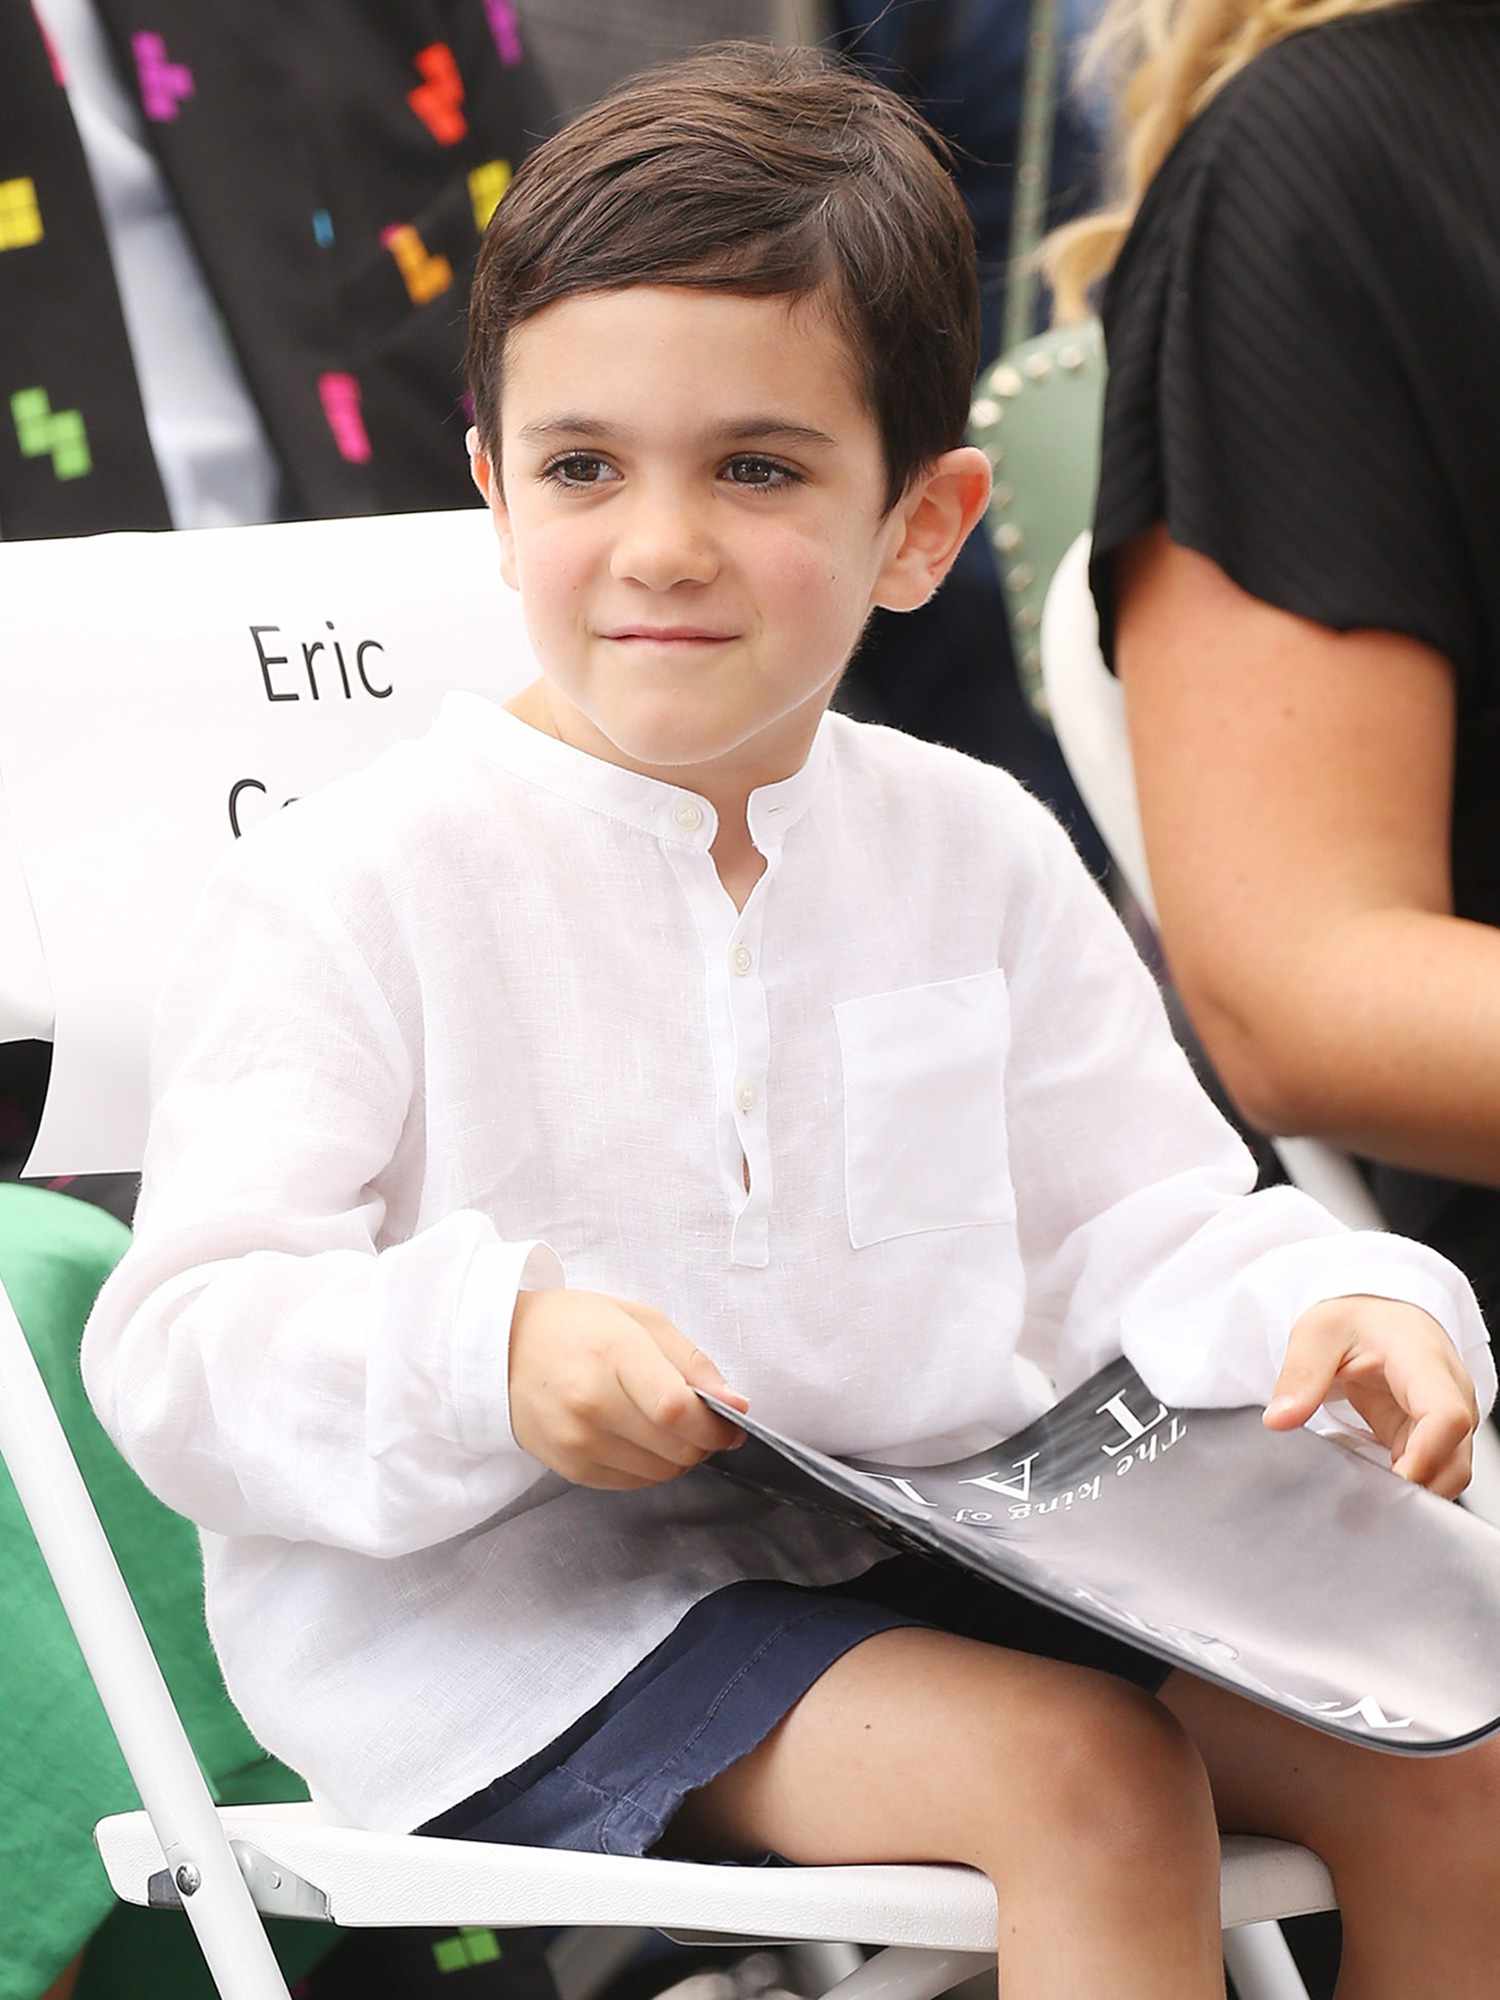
[513,553,600,647]
[512,523,587,595]
[760,524,861,607]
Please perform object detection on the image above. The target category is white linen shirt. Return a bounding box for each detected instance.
[83,697,1495,1833]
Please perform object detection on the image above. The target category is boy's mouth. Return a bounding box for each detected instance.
[602,627,736,645]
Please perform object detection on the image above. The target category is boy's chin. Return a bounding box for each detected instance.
[590,697,768,772]
[605,721,748,772]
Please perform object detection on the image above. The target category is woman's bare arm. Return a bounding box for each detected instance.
[1115,523,1500,1185]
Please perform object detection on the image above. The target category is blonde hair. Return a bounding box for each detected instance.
[1044,0,1414,321]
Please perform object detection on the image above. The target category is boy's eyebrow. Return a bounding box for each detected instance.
[515,415,839,449]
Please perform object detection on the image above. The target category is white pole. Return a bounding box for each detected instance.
[1221,1920,1312,2000]
[0,1275,292,2000]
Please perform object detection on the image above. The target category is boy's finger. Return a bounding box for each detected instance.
[622,1304,750,1415]
[1426,1435,1476,1501]
[1389,1398,1475,1487]
[587,1433,703,1488]
[613,1341,746,1458]
[1263,1324,1345,1427]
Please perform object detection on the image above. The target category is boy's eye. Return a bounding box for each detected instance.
[540,453,618,488]
[723,455,801,492]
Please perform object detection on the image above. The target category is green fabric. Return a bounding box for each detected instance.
[76,1907,331,2000]
[0,1185,324,2000]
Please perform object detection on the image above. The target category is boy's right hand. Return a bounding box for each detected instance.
[508,1288,749,1489]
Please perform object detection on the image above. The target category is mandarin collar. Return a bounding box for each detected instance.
[440,692,831,852]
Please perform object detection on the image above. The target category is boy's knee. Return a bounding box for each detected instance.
[1082,1682,1212,1831]
[1001,1677,1214,1869]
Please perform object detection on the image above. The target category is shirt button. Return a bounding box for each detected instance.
[735,1082,756,1114]
[731,944,753,976]
[673,800,704,832]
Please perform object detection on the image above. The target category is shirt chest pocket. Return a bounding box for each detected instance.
[834,969,1017,1250]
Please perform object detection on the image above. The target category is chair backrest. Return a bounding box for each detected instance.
[0,508,536,1177]
[0,506,538,1993]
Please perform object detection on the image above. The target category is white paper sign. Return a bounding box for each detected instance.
[0,508,537,1174]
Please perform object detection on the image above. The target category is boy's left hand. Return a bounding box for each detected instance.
[1263,1294,1481,1498]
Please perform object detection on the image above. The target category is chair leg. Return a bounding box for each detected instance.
[0,1278,291,2000]
[783,1943,866,1994]
[808,1946,992,2000]
[1221,1922,1310,2000]
[551,1926,661,2000]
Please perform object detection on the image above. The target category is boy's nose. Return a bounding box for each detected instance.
[608,498,720,592]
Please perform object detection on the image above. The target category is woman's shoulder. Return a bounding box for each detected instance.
[1093,4,1500,681]
[1102,1,1500,391]
[1220,4,1493,166]
[1213,2,1494,108]
[1128,2,1499,251]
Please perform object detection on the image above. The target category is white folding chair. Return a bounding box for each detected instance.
[0,513,1334,2000]
[1040,529,1500,1528]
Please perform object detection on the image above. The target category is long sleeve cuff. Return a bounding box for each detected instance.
[1253,1227,1497,1422]
[454,1236,565,1457]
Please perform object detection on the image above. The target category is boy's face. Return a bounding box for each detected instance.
[471,284,989,791]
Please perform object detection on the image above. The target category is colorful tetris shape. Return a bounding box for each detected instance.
[380,223,453,304]
[431,1929,502,1973]
[407,42,466,145]
[12,388,91,480]
[318,373,372,463]
[0,179,43,251]
[468,160,512,233]
[132,31,195,121]
[483,0,524,67]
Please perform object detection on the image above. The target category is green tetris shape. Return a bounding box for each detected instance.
[11,386,92,479]
[432,1927,505,1971]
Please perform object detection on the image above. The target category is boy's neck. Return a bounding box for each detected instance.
[503,679,820,905]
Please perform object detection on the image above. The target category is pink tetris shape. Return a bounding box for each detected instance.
[132,31,194,121]
[319,373,372,464]
[33,6,66,84]
[483,0,523,66]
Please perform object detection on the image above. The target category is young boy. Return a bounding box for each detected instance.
[85,42,1500,1998]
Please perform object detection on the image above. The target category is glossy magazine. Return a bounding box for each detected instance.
[704,1355,1500,1754]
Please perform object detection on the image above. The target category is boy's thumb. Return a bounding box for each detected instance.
[681,1347,750,1413]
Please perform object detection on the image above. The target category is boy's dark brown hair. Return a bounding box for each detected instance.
[465,40,979,515]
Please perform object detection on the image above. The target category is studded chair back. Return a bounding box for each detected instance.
[966,318,1105,723]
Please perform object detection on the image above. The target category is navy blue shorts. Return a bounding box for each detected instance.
[419,1556,1173,1861]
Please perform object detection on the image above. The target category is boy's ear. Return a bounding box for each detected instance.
[467,427,519,591]
[871,446,992,613]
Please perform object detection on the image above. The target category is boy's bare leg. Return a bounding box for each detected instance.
[667,1627,1226,1999]
[1158,1669,1500,1999]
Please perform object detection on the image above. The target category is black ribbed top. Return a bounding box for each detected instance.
[1090,0,1500,1315]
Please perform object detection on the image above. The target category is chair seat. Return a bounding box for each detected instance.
[95,1801,1334,1946]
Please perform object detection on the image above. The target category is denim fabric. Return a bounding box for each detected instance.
[421,1555,1170,1861]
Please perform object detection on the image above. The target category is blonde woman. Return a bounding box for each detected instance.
[1057,1,1500,1352]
